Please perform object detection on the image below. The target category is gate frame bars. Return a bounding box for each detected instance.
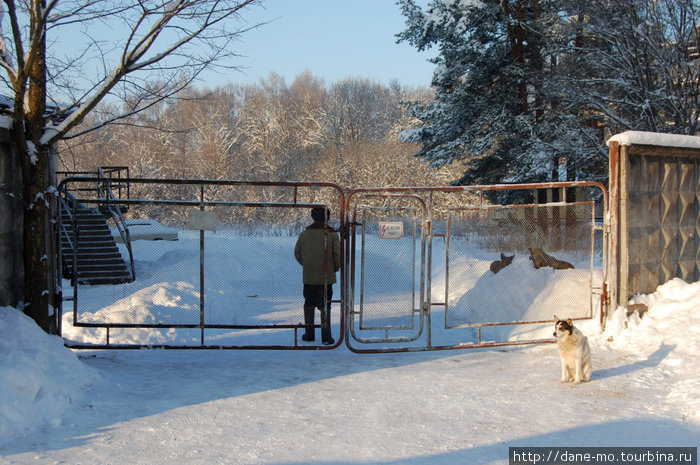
[57,177,345,350]
[349,193,429,344]
[57,177,608,351]
[343,181,609,354]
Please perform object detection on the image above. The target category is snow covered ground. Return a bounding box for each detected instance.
[1,229,699,464]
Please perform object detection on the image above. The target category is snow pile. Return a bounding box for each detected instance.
[0,306,98,439]
[598,278,700,423]
[448,257,592,326]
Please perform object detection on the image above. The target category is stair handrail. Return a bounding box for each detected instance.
[58,191,76,248]
[57,166,130,201]
[58,189,77,282]
[96,167,136,281]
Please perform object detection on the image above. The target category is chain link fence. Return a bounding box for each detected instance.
[59,178,344,349]
[345,183,607,352]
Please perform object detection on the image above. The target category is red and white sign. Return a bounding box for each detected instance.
[379,222,404,240]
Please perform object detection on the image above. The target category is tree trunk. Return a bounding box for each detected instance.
[21,0,55,333]
[21,148,54,333]
[501,0,528,114]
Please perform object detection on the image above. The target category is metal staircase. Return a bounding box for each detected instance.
[58,167,135,285]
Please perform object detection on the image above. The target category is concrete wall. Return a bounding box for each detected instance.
[0,121,24,307]
[608,131,700,307]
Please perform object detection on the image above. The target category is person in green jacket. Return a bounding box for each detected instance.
[294,206,341,345]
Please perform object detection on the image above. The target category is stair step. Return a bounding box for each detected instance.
[72,242,121,249]
[74,266,130,275]
[78,277,132,285]
[64,251,124,260]
[60,199,134,285]
[74,268,129,276]
[65,261,129,270]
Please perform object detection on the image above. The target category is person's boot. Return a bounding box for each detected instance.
[321,306,334,345]
[302,306,315,342]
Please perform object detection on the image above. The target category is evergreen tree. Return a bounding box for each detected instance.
[398,0,698,188]
[396,0,611,186]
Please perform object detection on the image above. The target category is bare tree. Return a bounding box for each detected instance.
[0,0,262,331]
[324,77,396,148]
[235,71,326,181]
[565,0,699,136]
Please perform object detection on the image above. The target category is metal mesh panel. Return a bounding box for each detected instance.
[345,184,604,352]
[202,205,307,327]
[358,207,420,330]
[74,203,202,326]
[445,202,595,328]
[60,178,343,348]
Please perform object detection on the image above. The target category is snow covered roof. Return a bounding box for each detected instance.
[0,94,72,121]
[0,115,12,130]
[0,95,13,109]
[607,131,700,149]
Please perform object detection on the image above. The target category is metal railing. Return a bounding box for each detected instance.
[96,167,135,281]
[57,169,135,284]
[57,166,130,202]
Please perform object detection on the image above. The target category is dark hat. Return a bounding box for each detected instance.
[311,207,330,222]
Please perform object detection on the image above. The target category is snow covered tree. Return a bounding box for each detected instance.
[562,0,699,136]
[0,0,260,332]
[397,0,605,187]
[397,0,698,188]
[234,71,327,182]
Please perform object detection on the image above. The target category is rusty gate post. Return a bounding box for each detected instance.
[607,141,620,312]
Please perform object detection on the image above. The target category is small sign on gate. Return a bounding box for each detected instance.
[379,222,404,240]
[190,209,217,231]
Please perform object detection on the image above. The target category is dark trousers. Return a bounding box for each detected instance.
[302,284,334,343]
[303,284,333,310]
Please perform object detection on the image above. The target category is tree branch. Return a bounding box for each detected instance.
[37,0,261,146]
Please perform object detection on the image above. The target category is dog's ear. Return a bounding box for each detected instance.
[554,315,560,322]
[566,318,573,326]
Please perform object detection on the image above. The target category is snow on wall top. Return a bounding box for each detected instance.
[0,115,12,130]
[607,131,700,149]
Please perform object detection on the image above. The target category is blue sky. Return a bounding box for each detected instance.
[224,0,436,88]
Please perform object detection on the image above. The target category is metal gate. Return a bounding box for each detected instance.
[57,176,345,350]
[344,183,608,353]
[346,193,430,345]
[57,173,607,351]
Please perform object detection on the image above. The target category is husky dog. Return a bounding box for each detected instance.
[553,316,592,384]
[490,253,515,274]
